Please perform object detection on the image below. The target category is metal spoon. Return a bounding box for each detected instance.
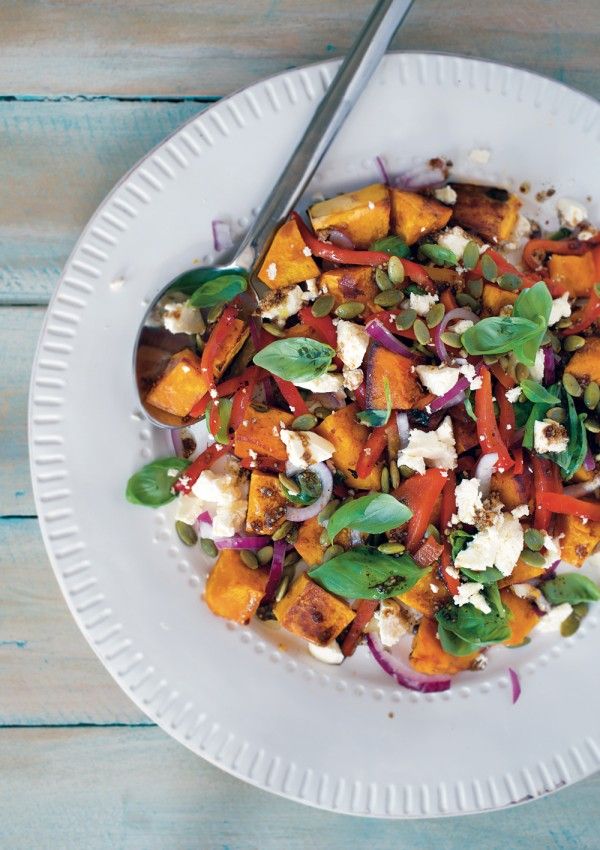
[135,0,414,428]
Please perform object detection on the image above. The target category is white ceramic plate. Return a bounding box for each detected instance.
[30,53,600,818]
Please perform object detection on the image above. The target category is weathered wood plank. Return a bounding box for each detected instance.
[1,725,599,850]
[0,100,205,305]
[0,0,598,99]
[0,517,150,725]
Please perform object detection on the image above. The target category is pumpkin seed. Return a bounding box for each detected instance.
[395,309,417,330]
[272,520,293,541]
[313,406,331,419]
[524,528,544,551]
[425,523,441,542]
[284,551,300,568]
[206,303,224,323]
[200,537,218,558]
[562,372,583,397]
[195,334,205,353]
[251,401,269,413]
[240,550,259,569]
[389,460,400,489]
[323,544,344,562]
[556,317,573,330]
[317,500,339,525]
[257,545,274,565]
[585,418,600,433]
[519,548,546,567]
[275,576,290,603]
[547,406,567,423]
[374,289,402,308]
[278,473,300,496]
[560,611,582,637]
[399,464,415,478]
[175,521,198,547]
[285,524,299,544]
[584,381,600,410]
[375,268,393,291]
[462,241,480,270]
[378,541,406,555]
[426,302,446,328]
[498,273,521,291]
[456,292,479,309]
[380,466,390,493]
[387,255,405,284]
[335,301,365,319]
[481,253,498,281]
[413,319,431,345]
[311,294,335,318]
[483,355,499,365]
[467,278,484,299]
[319,527,330,547]
[440,331,462,348]
[548,332,562,354]
[291,413,318,431]
[563,335,586,352]
[515,363,530,383]
[263,321,285,337]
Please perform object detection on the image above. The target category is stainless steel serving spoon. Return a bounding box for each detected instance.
[134,0,414,428]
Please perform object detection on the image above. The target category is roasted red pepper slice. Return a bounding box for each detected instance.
[440,543,460,597]
[496,383,516,447]
[189,365,259,420]
[562,261,600,336]
[229,366,261,431]
[273,375,310,417]
[174,442,233,493]
[474,366,513,471]
[439,470,457,535]
[413,536,444,567]
[395,468,447,553]
[355,426,388,479]
[298,306,338,349]
[440,288,458,312]
[200,304,239,386]
[341,599,379,657]
[489,361,516,390]
[522,237,588,271]
[531,454,560,531]
[538,491,600,524]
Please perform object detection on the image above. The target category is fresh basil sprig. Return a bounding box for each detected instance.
[542,573,600,606]
[309,546,423,599]
[435,591,512,655]
[553,392,587,480]
[419,243,458,267]
[449,529,473,560]
[459,566,504,585]
[520,380,560,405]
[205,397,233,445]
[369,235,410,258]
[126,457,190,507]
[326,493,412,542]
[357,377,392,427]
[253,337,335,382]
[188,272,247,308]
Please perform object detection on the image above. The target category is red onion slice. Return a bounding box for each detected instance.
[434,308,480,363]
[583,449,596,472]
[170,428,184,458]
[211,219,233,252]
[508,667,522,704]
[564,474,600,497]
[248,316,262,351]
[366,633,451,693]
[475,452,499,497]
[375,155,390,184]
[327,229,355,249]
[262,539,287,603]
[214,535,270,550]
[543,346,556,385]
[428,375,471,413]
[197,510,212,524]
[366,319,418,359]
[286,462,334,522]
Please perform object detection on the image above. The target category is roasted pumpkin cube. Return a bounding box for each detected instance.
[451,183,521,244]
[293,516,352,567]
[245,471,289,536]
[390,189,452,245]
[316,403,381,490]
[549,252,596,297]
[398,569,451,616]
[482,282,518,315]
[498,558,545,588]
[213,318,250,377]
[450,408,478,454]
[557,513,600,567]
[573,464,597,483]
[257,218,319,289]
[204,550,268,625]
[234,407,294,462]
[146,348,208,418]
[490,471,532,511]
[309,183,390,249]
[286,322,322,341]
[409,617,478,676]
[318,266,379,310]
[564,337,600,386]
[365,344,429,410]
[500,588,540,646]
[274,572,355,645]
[425,266,462,286]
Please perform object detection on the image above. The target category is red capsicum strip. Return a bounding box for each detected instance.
[538,492,600,524]
[440,543,460,597]
[355,426,388,479]
[522,237,588,271]
[298,306,338,349]
[511,446,524,476]
[562,286,600,337]
[230,367,261,430]
[474,366,513,471]
[273,376,310,417]
[531,454,560,531]
[189,366,258,420]
[489,361,516,389]
[395,468,447,553]
[174,443,233,494]
[439,470,457,534]
[496,383,516,447]
[200,304,239,385]
[341,600,379,657]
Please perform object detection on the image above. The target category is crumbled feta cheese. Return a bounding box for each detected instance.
[454,511,524,577]
[259,285,304,326]
[453,582,491,614]
[280,429,335,469]
[336,320,369,370]
[212,499,247,538]
[557,197,587,229]
[294,372,344,393]
[409,291,439,316]
[430,583,439,594]
[433,185,457,205]
[302,278,319,300]
[190,456,248,538]
[308,640,344,665]
[469,148,491,164]
[397,416,457,475]
[163,299,205,335]
[457,362,482,390]
[342,367,364,392]
[542,534,562,569]
[512,504,530,519]
[536,602,573,633]
[452,319,474,335]
[175,493,204,525]
[534,419,569,454]
[415,364,460,396]
[512,214,532,242]
[302,246,312,257]
[505,386,522,403]
[548,292,571,326]
[512,582,551,613]
[446,565,459,579]
[377,599,408,648]
[437,226,471,260]
[454,477,484,525]
[266,262,278,281]
[578,229,597,242]
[510,348,544,383]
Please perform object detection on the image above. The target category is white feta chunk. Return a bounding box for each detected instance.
[512,504,530,519]
[548,293,572,326]
[536,602,573,633]
[454,511,524,577]
[437,226,471,260]
[294,372,344,393]
[163,299,205,335]
[415,364,460,396]
[433,185,457,205]
[190,456,248,539]
[458,362,482,390]
[175,493,204,525]
[336,320,369,370]
[512,582,551,614]
[452,319,474,335]
[308,640,344,665]
[505,386,522,403]
[512,214,532,242]
[342,367,364,392]
[409,291,439,316]
[259,285,304,326]
[302,278,319,300]
[397,416,457,475]
[377,599,408,648]
[557,198,587,229]
[534,419,569,454]
[453,582,491,614]
[280,429,334,469]
[454,477,484,525]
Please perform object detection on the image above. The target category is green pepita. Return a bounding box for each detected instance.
[319,527,330,547]
[195,334,205,353]
[585,418,600,433]
[206,303,224,324]
[395,309,417,330]
[263,322,285,337]
[291,413,318,431]
[373,289,402,308]
[240,549,259,569]
[556,317,573,330]
[515,363,530,383]
[462,241,480,270]
[440,331,462,348]
[413,319,431,345]
[524,528,544,551]
[482,354,499,365]
[519,548,546,568]
[584,382,600,410]
[275,576,290,603]
[380,466,390,494]
[425,523,441,542]
[200,537,218,558]
[285,524,299,544]
[278,473,301,496]
[335,301,365,319]
[426,302,446,328]
[498,273,521,291]
[375,268,393,291]
[548,332,562,354]
[481,253,498,282]
[317,500,339,525]
[456,292,479,310]
[323,544,344,562]
[284,551,300,568]
[560,611,582,637]
[257,545,274,565]
[467,278,484,299]
[562,372,583,397]
[313,406,331,419]
[175,521,198,547]
[547,406,567,423]
[389,460,400,490]
[311,294,335,318]
[272,520,293,541]
[563,335,586,352]
[387,255,405,284]
[377,541,406,555]
[399,464,415,479]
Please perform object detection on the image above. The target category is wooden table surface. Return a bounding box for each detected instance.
[2,2,598,847]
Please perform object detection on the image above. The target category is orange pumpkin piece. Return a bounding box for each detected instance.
[274,572,355,645]
[548,252,596,297]
[257,218,319,289]
[389,189,452,245]
[293,516,352,567]
[398,569,451,617]
[500,589,540,646]
[451,183,521,244]
[564,337,600,386]
[146,348,208,419]
[556,513,600,568]
[285,322,322,341]
[309,183,390,249]
[315,403,381,490]
[490,471,532,511]
[498,558,545,588]
[318,266,379,310]
[245,471,289,536]
[234,407,294,462]
[409,617,478,676]
[482,282,518,315]
[365,344,429,410]
[204,549,268,625]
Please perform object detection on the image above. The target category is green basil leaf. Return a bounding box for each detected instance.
[485,582,506,618]
[369,235,410,258]
[449,529,474,560]
[542,573,600,606]
[550,227,572,241]
[513,280,552,325]
[435,599,512,647]
[463,390,477,422]
[459,566,504,585]
[419,243,458,267]
[166,267,245,298]
[514,399,533,428]
[309,546,423,599]
[126,457,189,507]
[514,325,546,368]
[188,273,247,308]
[461,316,540,356]
[206,397,233,445]
[553,392,588,480]
[523,401,549,450]
[327,493,413,542]
[437,623,481,657]
[253,337,335,382]
[520,380,561,405]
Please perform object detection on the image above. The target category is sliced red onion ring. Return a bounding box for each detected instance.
[263,539,287,603]
[564,474,600,498]
[543,346,556,385]
[396,412,410,450]
[366,319,418,360]
[583,449,596,472]
[197,510,212,524]
[434,308,479,362]
[366,633,451,693]
[211,219,233,252]
[435,390,466,413]
[214,535,270,550]
[508,667,521,704]
[475,452,499,497]
[314,391,346,411]
[375,155,390,184]
[428,375,470,413]
[327,228,355,249]
[286,462,334,522]
[170,428,184,458]
[248,316,262,352]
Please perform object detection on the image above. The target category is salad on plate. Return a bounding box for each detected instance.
[127,173,600,693]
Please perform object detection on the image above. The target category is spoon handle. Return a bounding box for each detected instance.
[232,0,414,270]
